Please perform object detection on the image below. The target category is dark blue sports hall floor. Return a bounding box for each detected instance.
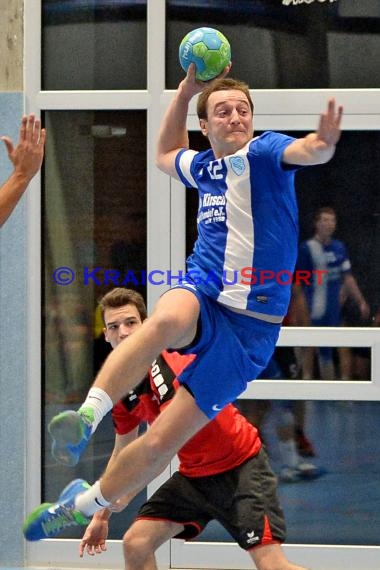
[199,400,380,547]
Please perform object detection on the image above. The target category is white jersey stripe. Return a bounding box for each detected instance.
[217,146,254,308]
[307,239,328,320]
[178,149,198,188]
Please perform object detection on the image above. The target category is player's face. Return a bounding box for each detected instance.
[200,89,254,158]
[103,303,143,349]
[315,213,336,241]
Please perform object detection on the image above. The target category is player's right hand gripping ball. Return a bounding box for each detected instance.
[179,27,231,82]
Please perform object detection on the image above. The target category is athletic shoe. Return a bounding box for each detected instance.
[23,479,91,541]
[57,478,89,503]
[48,407,94,466]
[279,462,326,483]
[295,429,316,457]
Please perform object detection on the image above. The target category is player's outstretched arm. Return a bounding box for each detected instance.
[0,114,46,227]
[283,98,343,166]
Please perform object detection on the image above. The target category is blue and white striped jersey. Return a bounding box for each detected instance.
[297,237,351,323]
[175,131,299,317]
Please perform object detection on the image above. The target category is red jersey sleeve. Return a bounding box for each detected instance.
[111,378,160,435]
[112,400,141,435]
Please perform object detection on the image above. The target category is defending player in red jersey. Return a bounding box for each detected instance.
[24,288,306,570]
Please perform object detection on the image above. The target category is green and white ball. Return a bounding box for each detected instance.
[179,27,231,82]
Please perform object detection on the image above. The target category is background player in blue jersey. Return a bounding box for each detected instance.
[295,206,369,380]
[25,65,343,525]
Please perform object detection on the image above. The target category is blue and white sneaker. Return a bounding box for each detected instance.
[279,462,326,483]
[48,408,94,466]
[23,479,91,541]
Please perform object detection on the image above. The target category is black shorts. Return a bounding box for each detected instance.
[136,448,286,550]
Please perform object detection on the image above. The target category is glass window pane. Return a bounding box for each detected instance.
[185,131,380,326]
[257,345,371,382]
[42,1,147,90]
[166,0,380,89]
[42,109,147,539]
[198,400,380,545]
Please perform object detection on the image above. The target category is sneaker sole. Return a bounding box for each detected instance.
[51,441,79,466]
[48,411,87,446]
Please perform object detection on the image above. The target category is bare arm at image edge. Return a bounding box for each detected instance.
[0,114,46,228]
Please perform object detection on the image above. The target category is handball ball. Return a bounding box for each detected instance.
[179,27,231,82]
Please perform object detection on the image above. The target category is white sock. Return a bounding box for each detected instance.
[79,387,113,434]
[74,480,111,517]
[278,439,299,469]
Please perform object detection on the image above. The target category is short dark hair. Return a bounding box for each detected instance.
[98,288,147,323]
[197,77,254,120]
[314,206,336,223]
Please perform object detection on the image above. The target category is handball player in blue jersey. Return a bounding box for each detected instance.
[296,206,369,379]
[24,65,343,529]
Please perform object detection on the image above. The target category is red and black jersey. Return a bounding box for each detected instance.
[112,377,160,433]
[112,351,261,478]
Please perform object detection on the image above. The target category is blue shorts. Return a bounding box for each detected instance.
[168,285,281,419]
[311,314,341,363]
[311,316,341,327]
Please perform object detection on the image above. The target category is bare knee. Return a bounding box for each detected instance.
[250,544,308,570]
[123,527,152,567]
[149,290,199,348]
